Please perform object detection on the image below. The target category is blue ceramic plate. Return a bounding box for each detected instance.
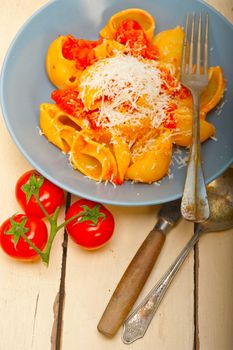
[1,0,233,206]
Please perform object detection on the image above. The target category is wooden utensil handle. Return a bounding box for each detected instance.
[97,228,166,337]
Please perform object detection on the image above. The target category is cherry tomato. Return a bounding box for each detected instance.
[0,214,48,260]
[15,170,65,218]
[65,199,115,249]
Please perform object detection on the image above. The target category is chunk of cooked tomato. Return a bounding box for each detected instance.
[114,19,159,60]
[51,88,84,117]
[62,35,102,70]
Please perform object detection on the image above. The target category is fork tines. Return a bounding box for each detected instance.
[182,13,209,76]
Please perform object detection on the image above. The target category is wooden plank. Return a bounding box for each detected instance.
[0,155,65,350]
[206,0,233,22]
[197,230,233,350]
[0,2,64,349]
[196,2,233,350]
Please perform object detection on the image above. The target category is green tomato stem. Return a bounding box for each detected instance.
[20,211,62,265]
[18,205,76,266]
[40,221,58,265]
[41,211,87,264]
[52,206,60,222]
[19,194,96,266]
[56,212,82,231]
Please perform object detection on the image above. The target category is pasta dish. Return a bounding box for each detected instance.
[40,9,225,185]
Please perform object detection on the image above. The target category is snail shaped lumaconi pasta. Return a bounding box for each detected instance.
[46,36,82,89]
[125,131,173,183]
[40,8,226,185]
[93,40,126,60]
[100,8,156,41]
[40,103,87,153]
[172,107,215,147]
[152,26,184,75]
[70,130,131,184]
[200,66,226,114]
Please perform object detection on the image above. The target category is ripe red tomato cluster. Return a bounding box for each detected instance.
[0,170,65,260]
[0,169,115,262]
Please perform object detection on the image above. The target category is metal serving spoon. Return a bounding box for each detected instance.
[123,168,233,344]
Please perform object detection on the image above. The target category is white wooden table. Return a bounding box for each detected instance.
[0,1,232,349]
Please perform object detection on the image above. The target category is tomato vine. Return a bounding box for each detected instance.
[0,170,115,265]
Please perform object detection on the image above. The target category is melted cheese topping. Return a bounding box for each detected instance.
[79,54,172,129]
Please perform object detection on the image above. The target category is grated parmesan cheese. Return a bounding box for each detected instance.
[79,54,171,129]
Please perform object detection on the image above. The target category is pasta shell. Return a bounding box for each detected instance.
[125,132,172,183]
[46,36,82,89]
[40,103,84,152]
[70,132,118,182]
[100,8,155,41]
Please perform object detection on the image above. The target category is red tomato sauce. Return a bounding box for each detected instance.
[114,19,159,60]
[62,35,102,70]
[51,89,85,116]
[164,102,177,129]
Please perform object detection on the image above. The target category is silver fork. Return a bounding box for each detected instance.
[181,13,210,222]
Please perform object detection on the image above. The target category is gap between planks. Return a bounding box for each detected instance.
[51,193,71,350]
